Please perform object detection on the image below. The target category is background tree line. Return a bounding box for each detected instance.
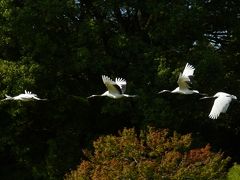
[0,0,240,179]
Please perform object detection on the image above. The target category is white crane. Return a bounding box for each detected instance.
[88,75,137,99]
[200,92,237,119]
[2,90,47,101]
[158,63,205,95]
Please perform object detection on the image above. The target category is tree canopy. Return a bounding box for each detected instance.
[65,127,230,180]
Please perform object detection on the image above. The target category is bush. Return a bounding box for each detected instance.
[65,127,230,180]
[227,163,240,180]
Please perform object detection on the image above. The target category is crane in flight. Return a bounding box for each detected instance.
[200,92,237,119]
[158,63,205,95]
[2,90,47,101]
[88,75,137,99]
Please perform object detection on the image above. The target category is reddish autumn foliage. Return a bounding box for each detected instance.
[65,127,230,180]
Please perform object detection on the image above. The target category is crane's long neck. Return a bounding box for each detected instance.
[88,91,109,98]
[158,90,171,94]
[4,95,13,100]
[87,94,102,98]
[200,96,214,100]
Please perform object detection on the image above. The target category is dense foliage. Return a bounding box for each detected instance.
[0,0,239,179]
[65,127,230,179]
[227,163,240,180]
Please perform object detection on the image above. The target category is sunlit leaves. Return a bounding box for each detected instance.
[0,59,39,96]
[227,163,240,180]
[65,127,230,180]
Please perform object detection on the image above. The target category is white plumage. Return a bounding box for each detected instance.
[159,63,204,95]
[2,90,47,101]
[88,75,137,99]
[201,92,237,119]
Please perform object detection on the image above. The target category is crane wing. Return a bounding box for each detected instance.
[25,90,37,96]
[102,75,122,94]
[25,90,31,94]
[177,63,195,91]
[209,96,232,119]
[177,73,191,90]
[182,63,195,77]
[115,77,127,93]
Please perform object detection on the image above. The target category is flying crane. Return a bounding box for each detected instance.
[200,92,237,119]
[158,63,205,95]
[2,90,47,101]
[88,75,137,99]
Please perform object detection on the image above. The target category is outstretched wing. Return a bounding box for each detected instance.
[25,90,32,94]
[209,95,232,119]
[182,63,195,77]
[115,77,127,93]
[25,90,38,95]
[102,75,122,94]
[177,63,195,90]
